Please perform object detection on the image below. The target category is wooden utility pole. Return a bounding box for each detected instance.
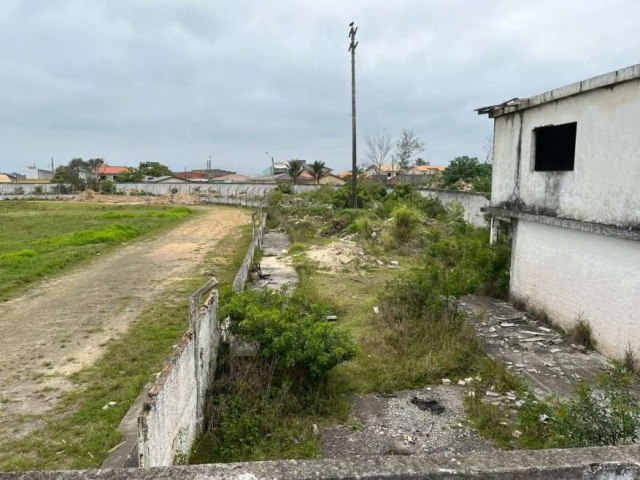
[349,22,358,208]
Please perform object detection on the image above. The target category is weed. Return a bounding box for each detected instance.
[569,315,596,350]
[389,205,422,243]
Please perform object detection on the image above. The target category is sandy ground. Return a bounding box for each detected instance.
[0,205,251,435]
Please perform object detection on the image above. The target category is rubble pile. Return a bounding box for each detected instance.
[306,236,380,273]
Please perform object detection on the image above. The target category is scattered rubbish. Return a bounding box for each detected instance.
[500,322,516,328]
[326,315,338,321]
[441,378,451,385]
[512,430,523,438]
[538,326,552,333]
[410,396,445,415]
[312,424,320,436]
[373,306,380,315]
[457,380,466,386]
[485,391,500,398]
[389,260,399,266]
[539,414,549,423]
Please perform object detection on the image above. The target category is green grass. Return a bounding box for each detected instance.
[0,202,194,301]
[0,212,254,472]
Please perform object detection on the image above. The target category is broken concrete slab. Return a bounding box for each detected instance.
[462,295,612,400]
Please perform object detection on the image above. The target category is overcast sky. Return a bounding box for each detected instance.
[1,1,639,175]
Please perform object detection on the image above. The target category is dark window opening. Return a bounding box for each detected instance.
[533,122,576,171]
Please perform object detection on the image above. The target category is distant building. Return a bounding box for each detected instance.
[25,165,53,180]
[478,63,640,358]
[0,173,17,183]
[98,165,130,181]
[174,169,237,182]
[144,175,190,183]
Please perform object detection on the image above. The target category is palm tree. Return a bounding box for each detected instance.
[309,160,330,185]
[286,159,305,185]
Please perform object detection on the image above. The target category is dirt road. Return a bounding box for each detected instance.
[0,205,250,425]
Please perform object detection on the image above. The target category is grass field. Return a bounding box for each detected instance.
[0,201,193,301]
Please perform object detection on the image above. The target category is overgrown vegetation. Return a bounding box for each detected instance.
[466,372,640,450]
[0,202,193,301]
[192,288,355,463]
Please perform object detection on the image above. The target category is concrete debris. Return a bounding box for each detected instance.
[373,306,380,315]
[485,391,500,398]
[457,380,466,387]
[389,260,399,267]
[326,315,338,321]
[312,424,320,436]
[442,379,451,385]
[462,295,613,401]
[306,237,379,272]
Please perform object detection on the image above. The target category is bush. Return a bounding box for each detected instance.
[518,376,640,448]
[222,289,357,377]
[100,180,116,194]
[332,180,386,209]
[390,205,422,243]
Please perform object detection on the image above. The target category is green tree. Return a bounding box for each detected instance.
[53,158,88,191]
[116,168,143,182]
[443,156,492,192]
[309,160,330,185]
[138,162,172,178]
[286,159,305,185]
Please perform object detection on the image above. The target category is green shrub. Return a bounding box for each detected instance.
[390,205,422,243]
[99,180,116,194]
[519,377,640,448]
[275,184,294,195]
[348,216,373,239]
[222,288,357,377]
[332,180,386,209]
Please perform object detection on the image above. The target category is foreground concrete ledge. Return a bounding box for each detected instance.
[485,207,640,242]
[2,445,639,479]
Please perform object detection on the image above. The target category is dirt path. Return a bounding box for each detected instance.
[0,205,251,424]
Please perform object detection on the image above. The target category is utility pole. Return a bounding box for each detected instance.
[349,22,359,208]
[207,155,212,183]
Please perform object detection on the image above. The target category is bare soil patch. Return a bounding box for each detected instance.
[0,206,251,432]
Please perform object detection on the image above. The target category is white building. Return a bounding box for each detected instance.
[478,63,640,358]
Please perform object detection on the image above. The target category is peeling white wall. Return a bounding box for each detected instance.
[510,220,640,358]
[492,78,640,226]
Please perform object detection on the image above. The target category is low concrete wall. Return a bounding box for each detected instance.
[3,445,639,479]
[232,204,267,293]
[137,286,219,467]
[418,188,490,227]
[136,203,268,468]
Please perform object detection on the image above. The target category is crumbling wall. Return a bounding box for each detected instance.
[510,219,640,358]
[137,288,219,467]
[418,189,490,227]
[136,204,267,468]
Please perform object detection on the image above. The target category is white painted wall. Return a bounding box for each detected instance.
[510,220,640,358]
[418,189,490,227]
[492,78,640,226]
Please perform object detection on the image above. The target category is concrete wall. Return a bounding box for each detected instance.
[492,77,640,226]
[232,207,267,292]
[3,444,640,479]
[418,189,490,227]
[137,202,268,468]
[0,182,323,198]
[510,219,640,358]
[137,289,219,467]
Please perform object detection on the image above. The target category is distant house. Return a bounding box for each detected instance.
[403,165,445,176]
[0,173,16,183]
[214,173,250,183]
[144,176,190,183]
[363,164,402,181]
[318,174,345,186]
[25,165,53,181]
[273,171,314,185]
[174,169,237,182]
[98,165,130,181]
